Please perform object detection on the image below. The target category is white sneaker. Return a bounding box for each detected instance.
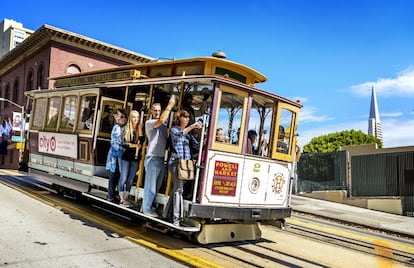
[143,210,158,217]
[120,200,132,207]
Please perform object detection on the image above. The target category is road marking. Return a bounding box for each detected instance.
[374,240,394,268]
[287,217,414,253]
[0,172,223,268]
[127,236,223,268]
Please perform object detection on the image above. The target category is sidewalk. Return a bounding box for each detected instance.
[0,172,185,268]
[291,195,414,237]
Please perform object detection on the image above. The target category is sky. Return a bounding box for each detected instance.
[3,0,414,148]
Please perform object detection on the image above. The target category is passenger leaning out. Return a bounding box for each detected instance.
[105,109,127,202]
[162,109,202,226]
[142,95,176,217]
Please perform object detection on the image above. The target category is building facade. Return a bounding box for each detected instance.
[0,20,153,169]
[0,18,33,58]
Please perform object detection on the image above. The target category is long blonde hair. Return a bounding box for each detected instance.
[124,110,141,143]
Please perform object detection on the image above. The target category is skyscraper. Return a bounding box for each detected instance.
[368,86,383,142]
[0,18,33,58]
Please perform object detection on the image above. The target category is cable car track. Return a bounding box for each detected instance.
[2,171,414,267]
[285,216,414,266]
[0,173,330,267]
[203,240,328,267]
[0,173,322,267]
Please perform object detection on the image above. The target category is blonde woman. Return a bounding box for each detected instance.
[118,110,144,207]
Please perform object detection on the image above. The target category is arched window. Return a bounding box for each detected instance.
[4,84,10,108]
[13,77,19,103]
[37,63,45,89]
[66,64,81,75]
[26,70,34,91]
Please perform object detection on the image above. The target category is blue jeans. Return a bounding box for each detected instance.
[118,160,139,193]
[142,156,166,213]
[162,163,185,223]
[107,155,121,200]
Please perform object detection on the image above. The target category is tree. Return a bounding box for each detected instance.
[303,129,382,153]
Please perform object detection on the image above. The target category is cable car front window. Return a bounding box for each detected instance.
[249,94,273,157]
[277,108,294,154]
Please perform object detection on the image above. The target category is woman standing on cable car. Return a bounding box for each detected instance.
[162,109,202,226]
[118,110,144,207]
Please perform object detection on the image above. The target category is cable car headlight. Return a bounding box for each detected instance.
[249,177,260,194]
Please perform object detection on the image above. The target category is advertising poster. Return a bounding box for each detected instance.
[12,112,22,131]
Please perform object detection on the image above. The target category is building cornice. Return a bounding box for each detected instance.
[0,24,154,76]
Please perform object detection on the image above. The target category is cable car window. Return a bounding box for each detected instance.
[77,95,97,131]
[249,94,273,157]
[180,83,212,123]
[99,100,126,137]
[60,95,78,130]
[32,97,47,129]
[46,96,61,129]
[277,108,294,154]
[215,91,244,145]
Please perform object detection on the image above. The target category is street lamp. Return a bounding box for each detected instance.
[0,97,25,162]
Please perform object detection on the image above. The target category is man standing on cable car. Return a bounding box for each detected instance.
[142,95,176,217]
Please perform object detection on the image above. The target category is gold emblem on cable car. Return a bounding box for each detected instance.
[272,172,285,193]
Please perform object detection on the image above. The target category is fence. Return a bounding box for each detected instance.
[351,151,414,216]
[296,151,347,193]
[297,150,414,216]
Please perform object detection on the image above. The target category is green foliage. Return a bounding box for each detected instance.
[303,129,382,153]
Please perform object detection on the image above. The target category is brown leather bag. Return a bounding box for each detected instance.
[178,159,195,180]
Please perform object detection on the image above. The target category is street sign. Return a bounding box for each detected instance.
[16,142,25,150]
[11,136,25,142]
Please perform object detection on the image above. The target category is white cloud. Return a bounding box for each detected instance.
[299,106,333,123]
[349,68,414,97]
[381,118,414,147]
[297,68,414,149]
[381,112,403,118]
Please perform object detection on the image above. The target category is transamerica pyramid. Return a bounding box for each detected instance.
[368,86,383,142]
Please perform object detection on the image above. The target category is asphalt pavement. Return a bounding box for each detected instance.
[0,180,186,268]
[1,168,413,268]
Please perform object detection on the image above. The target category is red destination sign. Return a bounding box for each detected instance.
[211,160,238,196]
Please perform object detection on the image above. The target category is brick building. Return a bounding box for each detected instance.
[0,22,153,169]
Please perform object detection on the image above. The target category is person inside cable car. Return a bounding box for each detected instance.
[247,130,257,154]
[216,128,229,143]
